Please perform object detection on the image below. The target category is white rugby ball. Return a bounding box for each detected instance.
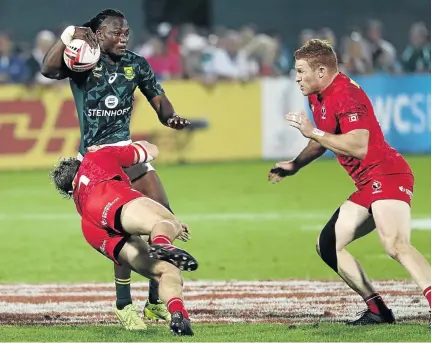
[63,39,100,72]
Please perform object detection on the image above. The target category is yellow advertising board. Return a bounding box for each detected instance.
[0,81,261,170]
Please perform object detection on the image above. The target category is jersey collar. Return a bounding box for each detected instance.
[319,72,343,100]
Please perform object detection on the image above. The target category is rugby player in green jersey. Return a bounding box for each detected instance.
[42,8,192,331]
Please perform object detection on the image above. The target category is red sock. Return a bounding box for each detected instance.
[152,235,172,245]
[167,297,189,319]
[423,286,431,307]
[364,293,387,315]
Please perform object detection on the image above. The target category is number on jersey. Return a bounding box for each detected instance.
[72,174,90,192]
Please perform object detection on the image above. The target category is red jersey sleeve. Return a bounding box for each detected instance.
[112,145,137,167]
[91,146,135,168]
[107,143,151,168]
[336,97,370,133]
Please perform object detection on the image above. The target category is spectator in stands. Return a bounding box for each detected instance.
[341,29,373,75]
[135,31,157,59]
[318,27,342,66]
[365,20,398,73]
[401,22,430,73]
[146,37,182,81]
[182,33,207,80]
[241,26,278,76]
[269,31,292,76]
[26,30,57,85]
[299,29,316,45]
[204,30,258,82]
[0,32,28,84]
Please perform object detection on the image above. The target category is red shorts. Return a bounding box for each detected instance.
[349,173,414,211]
[81,180,143,263]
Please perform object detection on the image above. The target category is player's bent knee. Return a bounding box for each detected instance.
[317,208,340,272]
[154,260,182,281]
[382,238,411,261]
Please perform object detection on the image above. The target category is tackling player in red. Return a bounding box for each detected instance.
[268,39,431,325]
[50,141,196,335]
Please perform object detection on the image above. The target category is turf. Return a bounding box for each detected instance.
[0,156,430,342]
[0,156,429,282]
[0,323,430,342]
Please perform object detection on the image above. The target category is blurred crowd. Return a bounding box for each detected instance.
[0,19,429,85]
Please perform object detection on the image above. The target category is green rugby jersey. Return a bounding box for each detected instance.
[68,50,164,155]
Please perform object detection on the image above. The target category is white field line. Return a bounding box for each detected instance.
[0,212,429,230]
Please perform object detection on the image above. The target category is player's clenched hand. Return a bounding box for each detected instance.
[167,114,191,130]
[286,110,314,138]
[177,221,191,242]
[268,161,298,184]
[73,27,98,49]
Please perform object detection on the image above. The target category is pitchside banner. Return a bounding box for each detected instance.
[261,74,431,159]
[261,78,309,160]
[354,74,431,153]
[0,82,262,170]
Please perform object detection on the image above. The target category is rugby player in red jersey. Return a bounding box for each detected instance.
[268,39,431,325]
[50,141,195,335]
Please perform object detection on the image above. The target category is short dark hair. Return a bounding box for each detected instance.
[49,158,81,198]
[82,9,125,32]
[295,39,338,72]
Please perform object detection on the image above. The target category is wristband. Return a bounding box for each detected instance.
[61,26,75,45]
[312,128,325,137]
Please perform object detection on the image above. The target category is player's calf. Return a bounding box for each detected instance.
[117,237,193,335]
[372,199,431,307]
[153,261,193,335]
[318,202,393,320]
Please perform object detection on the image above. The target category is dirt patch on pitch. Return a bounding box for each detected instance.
[0,281,428,326]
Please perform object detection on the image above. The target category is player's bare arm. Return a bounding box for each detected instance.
[149,94,190,130]
[41,27,97,79]
[268,139,326,184]
[137,57,190,130]
[286,110,369,160]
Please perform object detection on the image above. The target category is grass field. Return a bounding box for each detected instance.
[0,156,430,341]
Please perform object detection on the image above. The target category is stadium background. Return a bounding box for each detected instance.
[0,0,430,341]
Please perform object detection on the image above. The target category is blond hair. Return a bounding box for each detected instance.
[295,39,338,72]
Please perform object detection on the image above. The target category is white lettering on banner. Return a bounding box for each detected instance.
[373,93,431,134]
[394,95,411,134]
[411,93,428,133]
[87,107,131,117]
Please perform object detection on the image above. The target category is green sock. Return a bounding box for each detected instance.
[115,277,132,310]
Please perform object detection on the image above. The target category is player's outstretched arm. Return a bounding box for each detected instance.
[150,95,191,130]
[87,141,159,168]
[293,139,327,169]
[268,139,326,183]
[120,141,159,167]
[137,56,191,130]
[41,26,97,79]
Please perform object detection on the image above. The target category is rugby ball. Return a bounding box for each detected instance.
[63,39,100,72]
